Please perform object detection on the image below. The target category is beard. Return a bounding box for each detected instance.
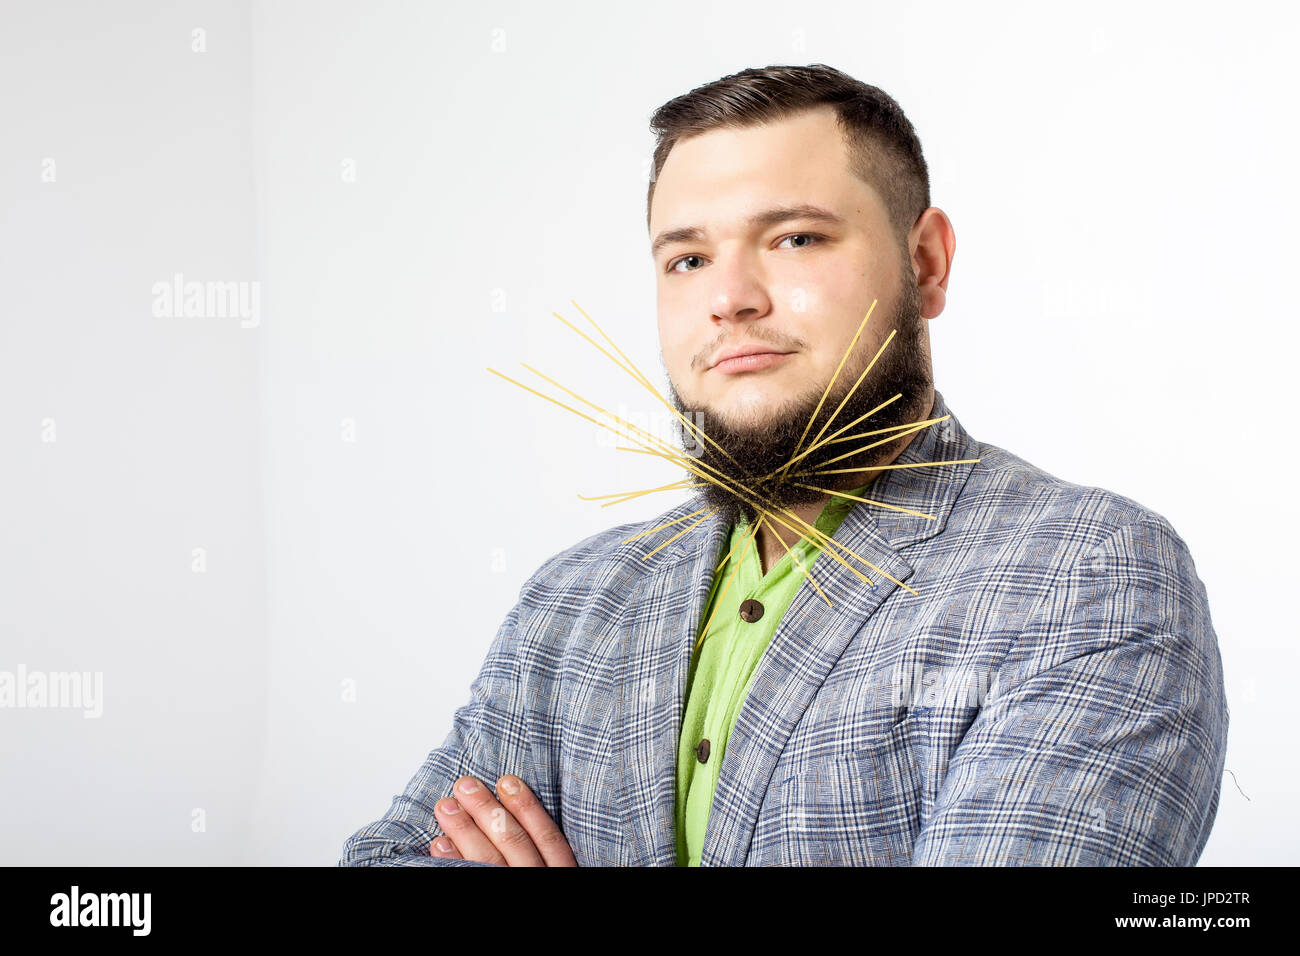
[665,270,933,528]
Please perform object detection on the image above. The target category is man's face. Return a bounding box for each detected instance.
[649,104,933,519]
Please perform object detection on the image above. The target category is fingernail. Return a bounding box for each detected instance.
[435,838,452,852]
[439,798,460,814]
[457,778,480,795]
[499,775,519,795]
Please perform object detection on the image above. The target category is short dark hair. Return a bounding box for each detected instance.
[646,64,930,250]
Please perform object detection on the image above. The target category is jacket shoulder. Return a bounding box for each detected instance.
[960,438,1191,553]
[515,500,703,599]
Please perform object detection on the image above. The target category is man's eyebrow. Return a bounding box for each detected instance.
[650,203,847,257]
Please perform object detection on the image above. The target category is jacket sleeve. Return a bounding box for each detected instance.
[910,515,1230,866]
[338,588,539,867]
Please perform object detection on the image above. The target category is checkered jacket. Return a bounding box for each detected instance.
[340,388,1229,866]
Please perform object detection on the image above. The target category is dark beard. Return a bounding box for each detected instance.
[665,273,932,528]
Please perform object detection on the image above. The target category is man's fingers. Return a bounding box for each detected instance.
[433,794,509,865]
[429,834,463,859]
[494,774,578,867]
[438,777,546,867]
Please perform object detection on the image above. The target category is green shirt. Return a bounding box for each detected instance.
[674,483,871,867]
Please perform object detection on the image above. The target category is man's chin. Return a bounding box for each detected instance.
[697,403,794,437]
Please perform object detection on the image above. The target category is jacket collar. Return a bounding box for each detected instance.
[659,386,980,565]
[610,388,981,865]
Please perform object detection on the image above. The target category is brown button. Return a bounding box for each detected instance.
[696,738,711,763]
[739,598,764,623]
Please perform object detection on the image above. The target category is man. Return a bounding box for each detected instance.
[340,64,1228,866]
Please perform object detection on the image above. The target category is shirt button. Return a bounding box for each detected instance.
[738,598,765,623]
[696,738,711,763]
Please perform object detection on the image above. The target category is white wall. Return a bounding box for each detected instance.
[0,0,265,864]
[2,0,1296,865]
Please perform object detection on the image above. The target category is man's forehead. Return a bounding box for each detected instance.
[649,115,876,238]
[655,119,844,197]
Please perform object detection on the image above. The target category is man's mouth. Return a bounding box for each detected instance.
[712,348,790,369]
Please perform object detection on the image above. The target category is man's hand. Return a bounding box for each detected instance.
[429,774,578,866]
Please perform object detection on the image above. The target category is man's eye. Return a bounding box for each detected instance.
[665,233,825,274]
[776,232,825,250]
[668,254,707,274]
[665,234,826,274]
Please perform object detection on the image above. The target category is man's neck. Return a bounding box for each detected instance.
[753,498,830,574]
[750,416,927,574]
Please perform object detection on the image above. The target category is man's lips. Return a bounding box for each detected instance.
[709,349,794,374]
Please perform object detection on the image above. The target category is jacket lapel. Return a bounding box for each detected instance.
[697,495,915,865]
[610,388,980,866]
[611,501,731,866]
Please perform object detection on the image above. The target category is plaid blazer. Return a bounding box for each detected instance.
[340,388,1229,866]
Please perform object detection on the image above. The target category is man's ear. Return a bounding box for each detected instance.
[908,208,956,320]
